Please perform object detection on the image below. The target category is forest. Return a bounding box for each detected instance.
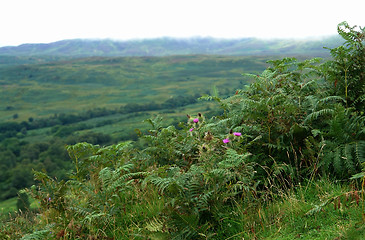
[0,22,364,239]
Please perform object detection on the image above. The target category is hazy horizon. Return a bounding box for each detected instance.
[0,34,342,48]
[1,0,363,47]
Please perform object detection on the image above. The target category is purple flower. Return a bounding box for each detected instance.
[223,138,230,143]
[189,128,194,132]
[193,118,199,123]
[48,197,51,201]
[233,132,242,136]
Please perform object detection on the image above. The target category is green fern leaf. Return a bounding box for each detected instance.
[145,217,165,232]
[20,224,55,240]
[304,108,335,123]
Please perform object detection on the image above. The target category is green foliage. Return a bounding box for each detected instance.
[0,55,265,122]
[20,224,54,240]
[323,21,365,111]
[16,191,30,212]
[0,55,266,199]
[21,141,150,239]
[140,115,258,238]
[213,57,323,185]
[319,107,365,178]
[0,138,73,201]
[2,22,365,239]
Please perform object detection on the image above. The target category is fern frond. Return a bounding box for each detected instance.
[343,143,356,174]
[185,179,203,200]
[69,205,93,218]
[333,147,343,175]
[265,143,290,151]
[82,211,110,226]
[32,170,52,183]
[306,198,331,216]
[208,169,228,182]
[171,212,200,240]
[145,217,165,233]
[355,141,365,164]
[20,224,55,240]
[317,95,345,104]
[196,191,214,212]
[300,79,319,91]
[99,167,113,186]
[149,177,182,195]
[304,109,335,123]
[117,163,135,173]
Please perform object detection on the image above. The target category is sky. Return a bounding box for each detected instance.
[0,0,364,47]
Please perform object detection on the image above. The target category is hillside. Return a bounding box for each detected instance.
[0,55,271,201]
[0,36,345,205]
[0,55,269,122]
[0,22,364,240]
[0,36,343,57]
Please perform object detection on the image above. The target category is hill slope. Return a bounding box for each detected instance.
[0,36,342,57]
[0,55,269,123]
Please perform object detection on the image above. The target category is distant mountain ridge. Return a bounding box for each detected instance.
[0,36,343,57]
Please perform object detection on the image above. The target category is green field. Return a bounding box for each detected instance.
[0,54,273,142]
[0,55,270,122]
[0,197,39,217]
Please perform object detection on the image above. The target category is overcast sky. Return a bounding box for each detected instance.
[0,0,364,47]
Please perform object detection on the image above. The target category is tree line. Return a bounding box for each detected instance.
[0,94,200,141]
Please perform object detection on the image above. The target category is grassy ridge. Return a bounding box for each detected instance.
[0,37,342,57]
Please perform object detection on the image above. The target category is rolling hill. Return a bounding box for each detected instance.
[0,36,343,57]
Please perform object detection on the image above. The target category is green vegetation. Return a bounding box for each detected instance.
[0,55,269,201]
[0,22,364,239]
[0,55,269,122]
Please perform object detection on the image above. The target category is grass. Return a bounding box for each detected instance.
[0,198,17,214]
[4,179,357,239]
[0,55,268,122]
[0,196,39,217]
[228,179,365,240]
[0,55,266,146]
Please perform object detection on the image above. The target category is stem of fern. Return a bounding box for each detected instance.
[344,67,349,108]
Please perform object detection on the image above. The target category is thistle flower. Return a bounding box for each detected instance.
[189,128,194,132]
[223,138,230,143]
[193,118,199,123]
[233,132,242,136]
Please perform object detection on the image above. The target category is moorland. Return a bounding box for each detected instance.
[0,22,364,239]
